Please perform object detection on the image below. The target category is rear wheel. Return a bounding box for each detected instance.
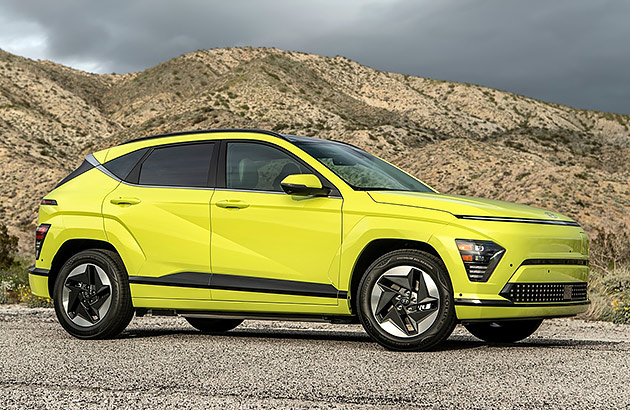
[185,317,243,333]
[357,249,456,351]
[464,319,543,343]
[53,249,134,339]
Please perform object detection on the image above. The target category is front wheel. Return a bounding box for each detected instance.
[464,319,543,343]
[356,249,456,351]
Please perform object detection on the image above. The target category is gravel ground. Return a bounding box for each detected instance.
[0,305,629,409]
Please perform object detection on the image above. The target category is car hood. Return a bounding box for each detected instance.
[368,191,576,223]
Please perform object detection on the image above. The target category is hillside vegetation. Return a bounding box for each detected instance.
[1,47,629,322]
[1,46,629,254]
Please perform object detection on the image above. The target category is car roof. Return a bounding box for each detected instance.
[121,128,288,145]
[119,128,351,150]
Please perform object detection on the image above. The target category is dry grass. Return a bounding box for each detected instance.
[582,265,630,324]
[0,258,52,307]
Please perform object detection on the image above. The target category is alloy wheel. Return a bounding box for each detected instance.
[370,265,440,338]
[61,263,112,327]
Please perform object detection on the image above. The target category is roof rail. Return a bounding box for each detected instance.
[120,128,287,145]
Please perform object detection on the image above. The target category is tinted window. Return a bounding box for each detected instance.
[55,159,94,188]
[103,148,148,180]
[139,143,214,187]
[226,142,309,192]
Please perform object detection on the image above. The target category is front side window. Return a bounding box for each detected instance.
[293,140,434,192]
[138,143,214,187]
[226,142,309,192]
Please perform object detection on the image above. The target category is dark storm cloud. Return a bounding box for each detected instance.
[1,0,629,114]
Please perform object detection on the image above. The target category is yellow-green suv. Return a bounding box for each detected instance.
[30,129,589,350]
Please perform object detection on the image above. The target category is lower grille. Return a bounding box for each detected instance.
[500,282,588,303]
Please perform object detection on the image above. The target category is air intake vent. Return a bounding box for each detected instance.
[500,282,588,303]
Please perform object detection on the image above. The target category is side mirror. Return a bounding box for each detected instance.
[280,174,330,196]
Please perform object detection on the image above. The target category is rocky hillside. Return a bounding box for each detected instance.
[1,47,629,254]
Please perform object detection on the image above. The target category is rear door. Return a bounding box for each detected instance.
[103,141,217,302]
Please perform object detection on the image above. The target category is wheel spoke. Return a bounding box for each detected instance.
[74,300,94,323]
[66,287,81,316]
[371,265,441,338]
[415,268,431,300]
[374,289,397,316]
[85,264,97,287]
[408,304,438,323]
[377,282,402,295]
[90,286,111,310]
[381,306,411,336]
[65,279,83,291]
[384,272,414,292]
[95,285,111,298]
[84,302,100,322]
[62,263,112,327]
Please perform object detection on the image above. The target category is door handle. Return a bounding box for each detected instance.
[110,197,141,205]
[216,199,249,209]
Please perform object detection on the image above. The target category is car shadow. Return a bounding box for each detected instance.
[120,326,372,343]
[434,335,618,352]
[118,326,620,351]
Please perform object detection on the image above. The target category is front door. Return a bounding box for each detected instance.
[210,141,343,305]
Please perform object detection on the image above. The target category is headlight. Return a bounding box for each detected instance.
[455,239,505,282]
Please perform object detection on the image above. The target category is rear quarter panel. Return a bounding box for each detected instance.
[35,168,119,270]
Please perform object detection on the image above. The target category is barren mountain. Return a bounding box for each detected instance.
[1,47,629,254]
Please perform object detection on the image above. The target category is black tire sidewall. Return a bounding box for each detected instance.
[185,317,244,333]
[357,249,455,351]
[53,250,132,339]
[464,319,543,343]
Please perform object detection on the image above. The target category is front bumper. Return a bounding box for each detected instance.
[455,300,589,321]
[454,261,589,320]
[28,266,50,298]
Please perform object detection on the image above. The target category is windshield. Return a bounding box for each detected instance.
[293,140,434,193]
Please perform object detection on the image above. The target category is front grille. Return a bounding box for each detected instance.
[500,282,588,303]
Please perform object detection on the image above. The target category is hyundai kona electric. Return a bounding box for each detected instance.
[29,129,589,350]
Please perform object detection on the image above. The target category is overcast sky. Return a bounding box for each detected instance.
[1,0,629,114]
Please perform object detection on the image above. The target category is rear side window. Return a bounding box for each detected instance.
[103,148,148,180]
[138,143,215,187]
[55,159,94,188]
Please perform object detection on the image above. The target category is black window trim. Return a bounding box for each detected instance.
[120,140,220,189]
[55,159,95,188]
[218,139,342,198]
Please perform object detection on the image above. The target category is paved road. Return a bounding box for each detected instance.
[0,306,628,409]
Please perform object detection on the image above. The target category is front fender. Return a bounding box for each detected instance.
[340,207,455,293]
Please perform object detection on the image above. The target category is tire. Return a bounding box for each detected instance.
[53,249,134,339]
[464,319,543,343]
[185,317,243,333]
[356,249,456,351]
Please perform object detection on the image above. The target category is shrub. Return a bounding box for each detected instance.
[583,265,630,324]
[0,223,52,306]
[590,227,630,270]
[0,222,18,270]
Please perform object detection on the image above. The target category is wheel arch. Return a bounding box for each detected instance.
[348,238,444,313]
[48,239,119,296]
